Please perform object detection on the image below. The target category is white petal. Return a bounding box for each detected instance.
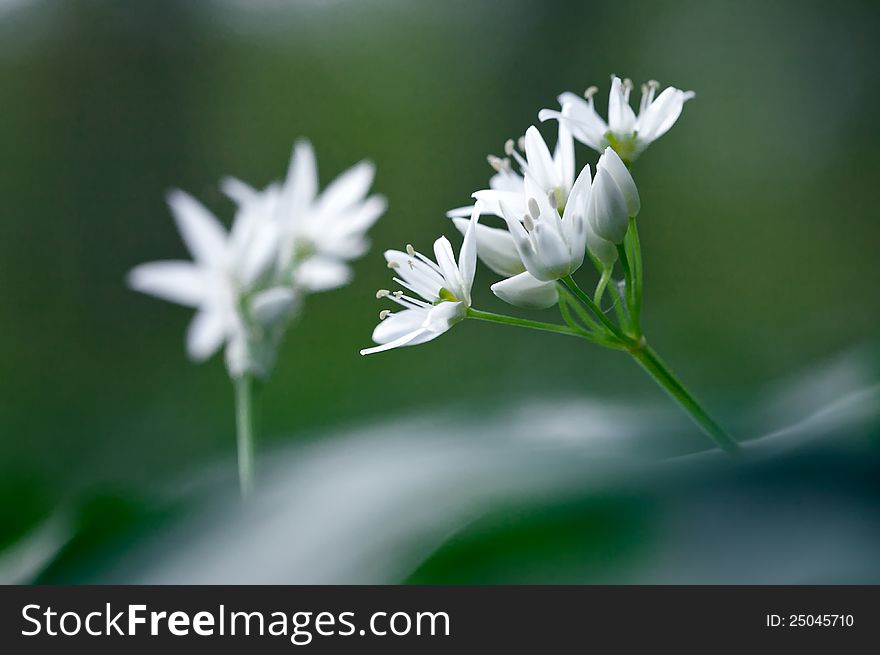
[238,220,279,287]
[372,307,427,344]
[167,190,228,267]
[491,272,559,309]
[451,217,524,278]
[532,221,571,280]
[341,194,387,234]
[422,300,465,334]
[447,204,477,219]
[295,256,351,293]
[127,261,207,307]
[607,76,637,135]
[553,110,575,193]
[562,164,593,268]
[186,309,226,361]
[282,139,318,214]
[523,125,558,191]
[316,160,375,216]
[471,189,527,218]
[250,286,297,326]
[220,176,259,205]
[360,327,430,355]
[488,170,525,193]
[457,206,479,303]
[599,147,640,217]
[433,236,462,297]
[540,93,608,152]
[636,87,694,143]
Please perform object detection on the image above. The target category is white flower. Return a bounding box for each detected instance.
[224,139,387,294]
[587,147,641,244]
[360,209,478,355]
[499,162,593,282]
[128,189,287,378]
[539,75,694,162]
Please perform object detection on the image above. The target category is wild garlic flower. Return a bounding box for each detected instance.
[224,139,387,294]
[130,140,385,379]
[539,75,694,163]
[128,190,290,378]
[587,147,641,244]
[360,208,478,355]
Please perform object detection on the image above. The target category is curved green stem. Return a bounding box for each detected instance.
[628,343,740,453]
[593,267,612,306]
[625,217,643,331]
[466,308,619,347]
[233,375,256,498]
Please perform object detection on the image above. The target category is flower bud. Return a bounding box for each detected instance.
[587,165,629,243]
[598,146,639,218]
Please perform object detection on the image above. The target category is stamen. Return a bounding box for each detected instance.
[504,139,515,156]
[547,191,558,210]
[527,197,541,221]
[487,155,512,173]
[376,289,390,298]
[379,309,391,320]
[583,85,598,100]
[517,136,526,152]
[647,79,660,90]
[623,78,633,91]
[387,261,400,269]
[522,213,535,232]
[393,291,403,297]
[406,244,415,257]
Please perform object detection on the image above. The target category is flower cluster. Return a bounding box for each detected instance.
[363,75,688,352]
[130,140,386,379]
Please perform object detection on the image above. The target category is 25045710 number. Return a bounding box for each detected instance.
[766,614,854,627]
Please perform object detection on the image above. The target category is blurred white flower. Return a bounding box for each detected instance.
[360,208,478,355]
[130,139,384,378]
[128,190,285,378]
[225,139,387,295]
[587,147,641,244]
[539,75,694,162]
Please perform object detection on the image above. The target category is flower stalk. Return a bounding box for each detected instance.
[233,375,256,499]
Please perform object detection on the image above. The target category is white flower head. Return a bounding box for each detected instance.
[129,140,384,378]
[225,139,387,295]
[128,189,291,378]
[360,207,479,355]
[587,147,641,244]
[539,75,695,163]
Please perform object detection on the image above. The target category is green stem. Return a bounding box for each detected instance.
[615,243,638,334]
[467,308,618,347]
[233,375,255,498]
[593,267,612,306]
[625,217,643,330]
[560,275,630,343]
[557,284,602,333]
[628,343,740,453]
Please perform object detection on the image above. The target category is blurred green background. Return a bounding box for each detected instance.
[1,0,878,582]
